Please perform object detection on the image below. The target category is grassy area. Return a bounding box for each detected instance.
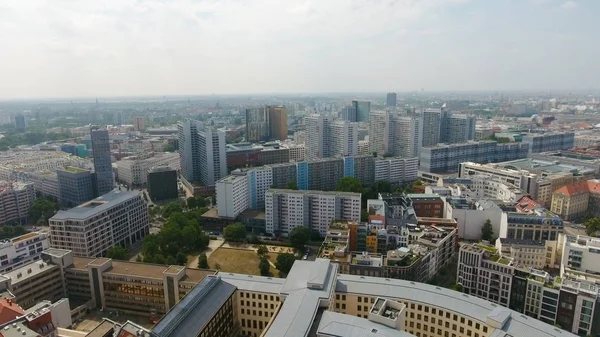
[208,248,279,276]
[65,166,87,173]
[476,243,497,253]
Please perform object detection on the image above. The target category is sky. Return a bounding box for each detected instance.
[0,0,598,98]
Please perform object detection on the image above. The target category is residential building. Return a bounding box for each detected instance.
[245,107,270,142]
[495,238,554,269]
[0,232,49,273]
[330,120,358,157]
[216,174,249,219]
[369,112,422,158]
[574,134,600,148]
[386,92,397,107]
[56,166,95,206]
[49,191,149,257]
[265,189,361,236]
[90,127,114,195]
[406,194,445,218]
[0,182,35,226]
[352,100,371,122]
[288,144,305,161]
[522,132,575,153]
[358,139,370,155]
[178,119,227,186]
[440,112,476,144]
[117,152,179,187]
[551,179,600,220]
[147,166,178,201]
[440,175,524,202]
[421,108,441,147]
[132,116,145,131]
[419,141,529,173]
[561,235,600,279]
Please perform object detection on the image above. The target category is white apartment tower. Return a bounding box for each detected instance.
[0,182,35,226]
[265,189,361,236]
[305,114,358,159]
[422,108,441,147]
[369,112,422,158]
[216,174,249,219]
[178,119,227,186]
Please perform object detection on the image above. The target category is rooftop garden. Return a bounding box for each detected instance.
[477,243,498,253]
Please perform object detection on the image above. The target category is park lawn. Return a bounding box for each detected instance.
[208,248,279,276]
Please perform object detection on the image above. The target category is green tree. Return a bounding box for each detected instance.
[276,253,296,276]
[361,210,370,222]
[176,252,188,265]
[336,177,364,193]
[106,246,127,260]
[154,254,166,265]
[29,198,59,224]
[187,197,197,209]
[223,222,247,242]
[585,217,600,236]
[482,219,494,241]
[0,227,28,240]
[286,181,299,190]
[259,256,270,276]
[162,201,184,218]
[289,227,310,250]
[198,253,209,269]
[166,255,177,265]
[163,143,175,152]
[256,245,268,257]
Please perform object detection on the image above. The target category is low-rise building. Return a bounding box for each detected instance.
[147,166,178,201]
[117,152,180,187]
[0,232,49,273]
[216,173,249,219]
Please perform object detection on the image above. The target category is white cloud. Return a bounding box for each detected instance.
[561,1,578,9]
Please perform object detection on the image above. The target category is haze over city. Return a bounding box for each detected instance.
[1,0,599,99]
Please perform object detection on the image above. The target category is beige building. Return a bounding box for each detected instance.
[551,180,600,220]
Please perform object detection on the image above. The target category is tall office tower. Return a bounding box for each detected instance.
[14,115,26,132]
[177,119,227,186]
[330,120,358,157]
[245,107,269,142]
[90,127,114,195]
[267,106,288,141]
[132,116,145,131]
[421,108,441,147]
[368,111,391,156]
[305,114,332,160]
[386,92,397,107]
[390,116,422,158]
[340,106,357,122]
[352,100,371,122]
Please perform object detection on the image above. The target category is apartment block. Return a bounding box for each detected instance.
[369,112,422,158]
[265,189,361,236]
[440,112,476,144]
[0,182,35,226]
[56,166,95,206]
[500,211,563,242]
[305,115,359,159]
[522,132,575,153]
[420,141,529,173]
[374,157,418,186]
[216,174,249,219]
[178,119,227,186]
[49,190,149,257]
[421,108,441,147]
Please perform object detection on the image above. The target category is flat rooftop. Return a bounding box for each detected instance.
[218,272,285,294]
[50,190,140,221]
[317,311,412,337]
[3,261,58,284]
[268,189,361,197]
[336,274,577,337]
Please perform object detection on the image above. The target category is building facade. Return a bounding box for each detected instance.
[90,127,114,196]
[117,152,179,187]
[216,174,249,219]
[265,189,361,236]
[49,191,149,257]
[147,166,178,201]
[522,132,575,153]
[56,167,95,206]
[178,119,227,186]
[0,182,35,226]
[352,100,371,123]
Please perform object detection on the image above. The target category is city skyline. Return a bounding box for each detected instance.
[0,0,598,99]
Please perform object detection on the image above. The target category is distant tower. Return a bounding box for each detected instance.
[91,126,114,195]
[14,115,26,132]
[386,93,397,107]
[352,100,371,123]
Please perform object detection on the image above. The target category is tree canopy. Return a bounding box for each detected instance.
[223,222,247,242]
[286,181,299,190]
[0,227,28,240]
[198,253,209,269]
[336,177,364,194]
[259,256,270,276]
[275,253,296,276]
[585,217,600,236]
[29,198,59,224]
[161,200,184,218]
[106,246,127,260]
[482,219,494,241]
[289,226,310,249]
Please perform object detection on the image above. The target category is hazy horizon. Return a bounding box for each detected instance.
[1,0,598,99]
